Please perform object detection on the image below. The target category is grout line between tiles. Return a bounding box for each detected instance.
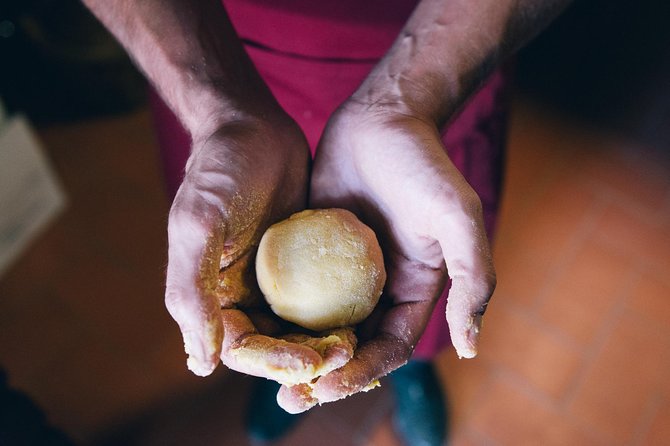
[596,232,670,285]
[496,196,613,357]
[525,197,610,317]
[493,366,557,409]
[462,365,497,415]
[465,424,502,446]
[492,367,612,446]
[556,261,643,444]
[498,299,584,355]
[618,175,670,220]
[587,180,669,225]
[628,392,664,446]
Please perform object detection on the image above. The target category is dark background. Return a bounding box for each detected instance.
[515,0,670,151]
[1,0,669,150]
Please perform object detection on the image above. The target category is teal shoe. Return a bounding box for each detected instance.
[389,360,448,446]
[245,378,303,444]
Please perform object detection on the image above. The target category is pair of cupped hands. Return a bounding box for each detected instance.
[165,96,496,413]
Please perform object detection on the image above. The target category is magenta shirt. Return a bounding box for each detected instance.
[225,0,419,60]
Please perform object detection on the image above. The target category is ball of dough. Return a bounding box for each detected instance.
[256,209,386,331]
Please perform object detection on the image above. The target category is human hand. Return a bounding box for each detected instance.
[165,110,355,382]
[277,100,496,412]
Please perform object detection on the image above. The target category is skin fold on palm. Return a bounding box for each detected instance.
[164,116,358,390]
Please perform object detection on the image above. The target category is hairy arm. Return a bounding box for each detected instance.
[82,0,319,379]
[355,0,570,126]
[348,0,573,358]
[82,0,278,138]
[299,0,573,411]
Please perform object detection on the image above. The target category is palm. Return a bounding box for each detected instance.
[300,104,495,405]
[166,115,356,383]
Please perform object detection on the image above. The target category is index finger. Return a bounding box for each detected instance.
[433,193,496,358]
[220,309,357,385]
[165,206,225,376]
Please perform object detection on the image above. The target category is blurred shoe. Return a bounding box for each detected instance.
[245,378,303,444]
[389,360,448,446]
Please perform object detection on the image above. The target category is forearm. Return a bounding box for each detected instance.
[353,0,571,126]
[83,0,277,136]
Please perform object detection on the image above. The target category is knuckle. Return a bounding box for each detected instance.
[471,272,496,317]
[167,205,192,234]
[482,269,497,296]
[164,289,179,309]
[167,207,210,244]
[382,332,415,369]
[164,289,185,320]
[472,271,496,303]
[460,187,484,217]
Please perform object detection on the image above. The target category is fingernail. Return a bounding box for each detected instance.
[466,314,484,357]
[456,314,483,359]
[187,356,216,376]
[183,331,215,376]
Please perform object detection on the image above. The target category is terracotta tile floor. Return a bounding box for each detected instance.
[1,97,669,445]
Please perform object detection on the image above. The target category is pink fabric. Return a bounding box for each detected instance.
[225,0,418,60]
[150,0,509,360]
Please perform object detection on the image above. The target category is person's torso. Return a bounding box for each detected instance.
[223,0,419,60]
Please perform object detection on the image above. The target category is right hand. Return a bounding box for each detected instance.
[165,109,355,382]
[278,99,496,411]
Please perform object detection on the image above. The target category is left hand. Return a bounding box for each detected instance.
[277,99,496,412]
[165,110,355,384]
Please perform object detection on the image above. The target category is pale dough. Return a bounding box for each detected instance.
[256,208,386,331]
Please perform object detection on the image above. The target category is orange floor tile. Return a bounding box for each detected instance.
[1,96,669,445]
[434,101,670,446]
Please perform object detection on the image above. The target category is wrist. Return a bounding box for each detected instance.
[182,79,283,143]
[349,71,448,127]
[84,0,284,139]
[350,0,508,127]
[154,30,281,139]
